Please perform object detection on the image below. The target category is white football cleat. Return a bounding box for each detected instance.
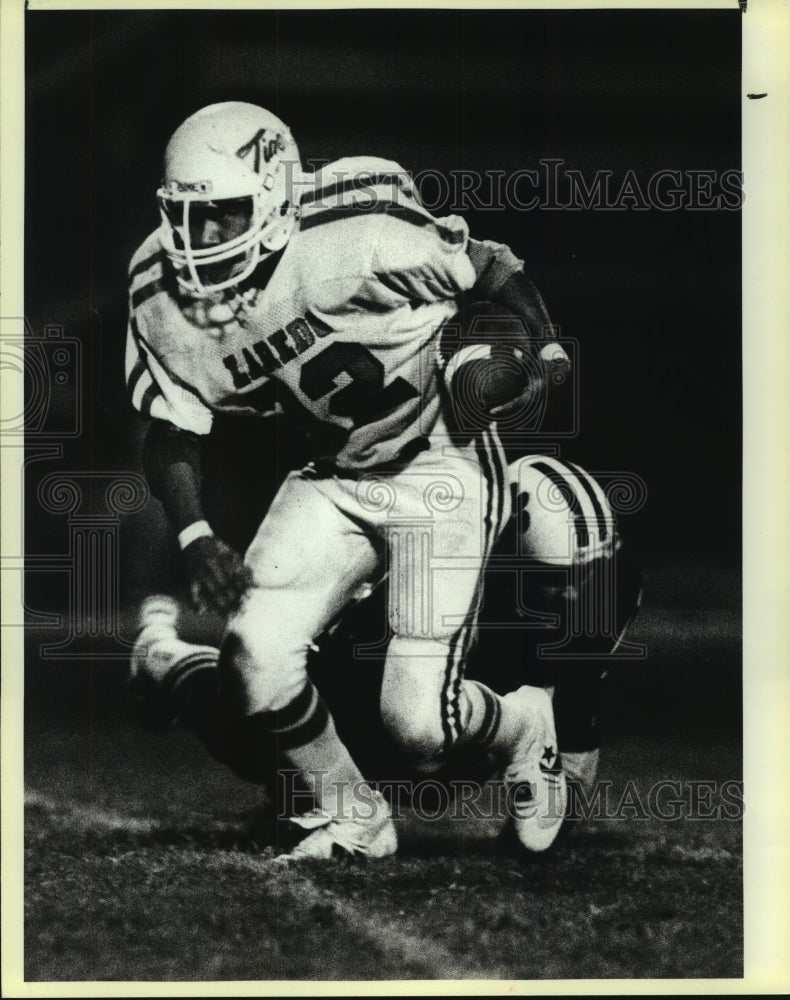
[501,685,567,853]
[129,595,217,726]
[278,791,397,862]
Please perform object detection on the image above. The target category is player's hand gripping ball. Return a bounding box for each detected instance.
[442,342,543,427]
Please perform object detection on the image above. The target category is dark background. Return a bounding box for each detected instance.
[21,13,745,980]
[23,8,741,736]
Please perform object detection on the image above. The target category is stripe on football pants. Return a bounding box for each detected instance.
[440,627,466,749]
[440,426,508,750]
[450,426,509,712]
[439,437,495,749]
[488,426,510,540]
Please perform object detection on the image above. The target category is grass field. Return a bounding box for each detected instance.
[24,729,742,982]
[20,567,744,984]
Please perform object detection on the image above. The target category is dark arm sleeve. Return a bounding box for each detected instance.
[141,419,207,534]
[467,238,555,339]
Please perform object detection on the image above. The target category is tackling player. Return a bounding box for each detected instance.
[127,101,574,859]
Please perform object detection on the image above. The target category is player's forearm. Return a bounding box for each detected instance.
[141,419,210,539]
[155,463,212,548]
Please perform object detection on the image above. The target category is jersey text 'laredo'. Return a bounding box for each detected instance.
[222,310,331,388]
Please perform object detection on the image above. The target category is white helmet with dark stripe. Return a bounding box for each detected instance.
[508,455,617,566]
[157,102,302,297]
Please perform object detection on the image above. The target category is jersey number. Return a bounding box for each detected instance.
[299,342,418,427]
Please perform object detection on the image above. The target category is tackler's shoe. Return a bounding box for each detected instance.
[129,595,217,728]
[277,791,397,862]
[561,748,600,799]
[501,685,568,853]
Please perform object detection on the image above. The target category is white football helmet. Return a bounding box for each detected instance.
[157,102,302,297]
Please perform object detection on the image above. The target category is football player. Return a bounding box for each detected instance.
[127,101,573,860]
[130,454,642,835]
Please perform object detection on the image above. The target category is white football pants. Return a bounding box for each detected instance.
[226,427,511,767]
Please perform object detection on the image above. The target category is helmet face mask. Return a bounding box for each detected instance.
[157,102,302,297]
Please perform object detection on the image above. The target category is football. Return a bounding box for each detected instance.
[442,342,532,424]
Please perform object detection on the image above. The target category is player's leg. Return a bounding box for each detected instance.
[219,469,396,859]
[548,539,643,813]
[129,594,219,730]
[371,430,567,851]
[128,597,292,786]
[475,454,643,819]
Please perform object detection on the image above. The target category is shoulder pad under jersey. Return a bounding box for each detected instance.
[300,156,415,215]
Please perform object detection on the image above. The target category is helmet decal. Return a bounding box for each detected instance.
[235,129,288,174]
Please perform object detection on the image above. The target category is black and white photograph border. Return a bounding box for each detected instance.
[1,0,789,995]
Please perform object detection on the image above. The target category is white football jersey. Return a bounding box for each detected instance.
[126,157,477,468]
